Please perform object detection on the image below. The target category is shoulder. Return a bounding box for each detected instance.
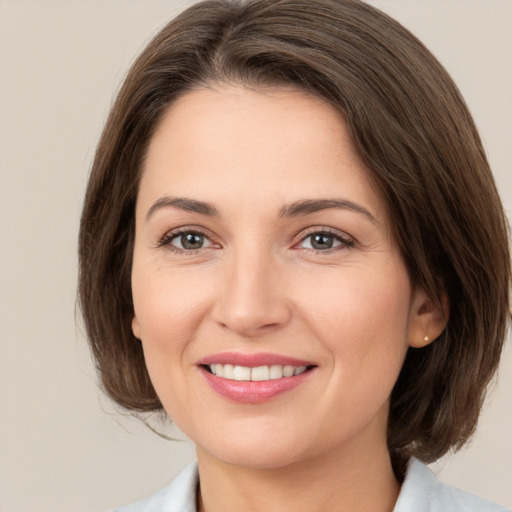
[113,462,198,512]
[394,458,509,512]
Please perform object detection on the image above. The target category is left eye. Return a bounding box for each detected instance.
[298,232,350,251]
[169,231,213,251]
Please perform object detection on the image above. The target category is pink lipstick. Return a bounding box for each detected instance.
[197,352,316,404]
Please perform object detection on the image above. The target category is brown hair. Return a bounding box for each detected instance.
[78,0,510,471]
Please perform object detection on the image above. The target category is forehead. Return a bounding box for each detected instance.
[139,85,386,222]
[146,84,356,170]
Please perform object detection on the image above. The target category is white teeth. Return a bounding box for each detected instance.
[208,364,310,381]
[222,364,234,379]
[233,365,251,381]
[251,365,270,381]
[269,365,283,379]
[283,365,294,377]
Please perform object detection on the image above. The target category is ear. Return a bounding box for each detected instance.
[408,286,449,348]
[132,314,141,340]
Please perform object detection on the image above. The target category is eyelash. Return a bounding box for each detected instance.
[157,226,354,254]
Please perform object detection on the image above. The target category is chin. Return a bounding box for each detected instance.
[209,443,304,470]
[193,423,322,470]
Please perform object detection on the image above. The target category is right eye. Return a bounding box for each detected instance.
[159,229,214,252]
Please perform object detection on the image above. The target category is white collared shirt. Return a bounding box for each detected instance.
[114,458,509,512]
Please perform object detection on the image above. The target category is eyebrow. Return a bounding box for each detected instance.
[146,196,377,224]
[146,196,219,220]
[278,199,377,224]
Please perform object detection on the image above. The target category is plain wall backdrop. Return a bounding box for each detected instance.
[1,1,511,511]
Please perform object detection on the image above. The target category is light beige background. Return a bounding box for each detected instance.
[1,1,511,511]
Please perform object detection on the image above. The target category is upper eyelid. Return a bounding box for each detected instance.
[162,225,215,238]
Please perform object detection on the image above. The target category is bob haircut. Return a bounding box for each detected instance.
[79,0,510,473]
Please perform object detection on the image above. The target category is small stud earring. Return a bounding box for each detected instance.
[423,334,430,342]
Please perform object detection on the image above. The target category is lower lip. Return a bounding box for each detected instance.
[200,367,315,404]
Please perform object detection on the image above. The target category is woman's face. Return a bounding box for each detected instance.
[131,85,427,469]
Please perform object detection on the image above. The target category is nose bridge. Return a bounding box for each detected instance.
[213,239,291,336]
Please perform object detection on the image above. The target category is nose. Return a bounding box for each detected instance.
[212,249,292,338]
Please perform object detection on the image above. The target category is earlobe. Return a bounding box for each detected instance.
[132,315,141,340]
[409,287,449,348]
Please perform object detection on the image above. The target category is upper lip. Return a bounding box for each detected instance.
[197,352,316,368]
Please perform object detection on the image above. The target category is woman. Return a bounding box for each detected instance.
[78,0,510,510]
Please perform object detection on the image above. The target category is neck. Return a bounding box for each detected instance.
[196,436,400,512]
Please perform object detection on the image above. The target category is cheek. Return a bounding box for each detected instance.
[300,261,410,330]
[296,262,412,390]
[131,267,214,401]
[132,265,212,341]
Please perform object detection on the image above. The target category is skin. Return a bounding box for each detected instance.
[131,85,447,512]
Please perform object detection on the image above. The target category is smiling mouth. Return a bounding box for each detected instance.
[202,364,315,381]
[199,360,317,403]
